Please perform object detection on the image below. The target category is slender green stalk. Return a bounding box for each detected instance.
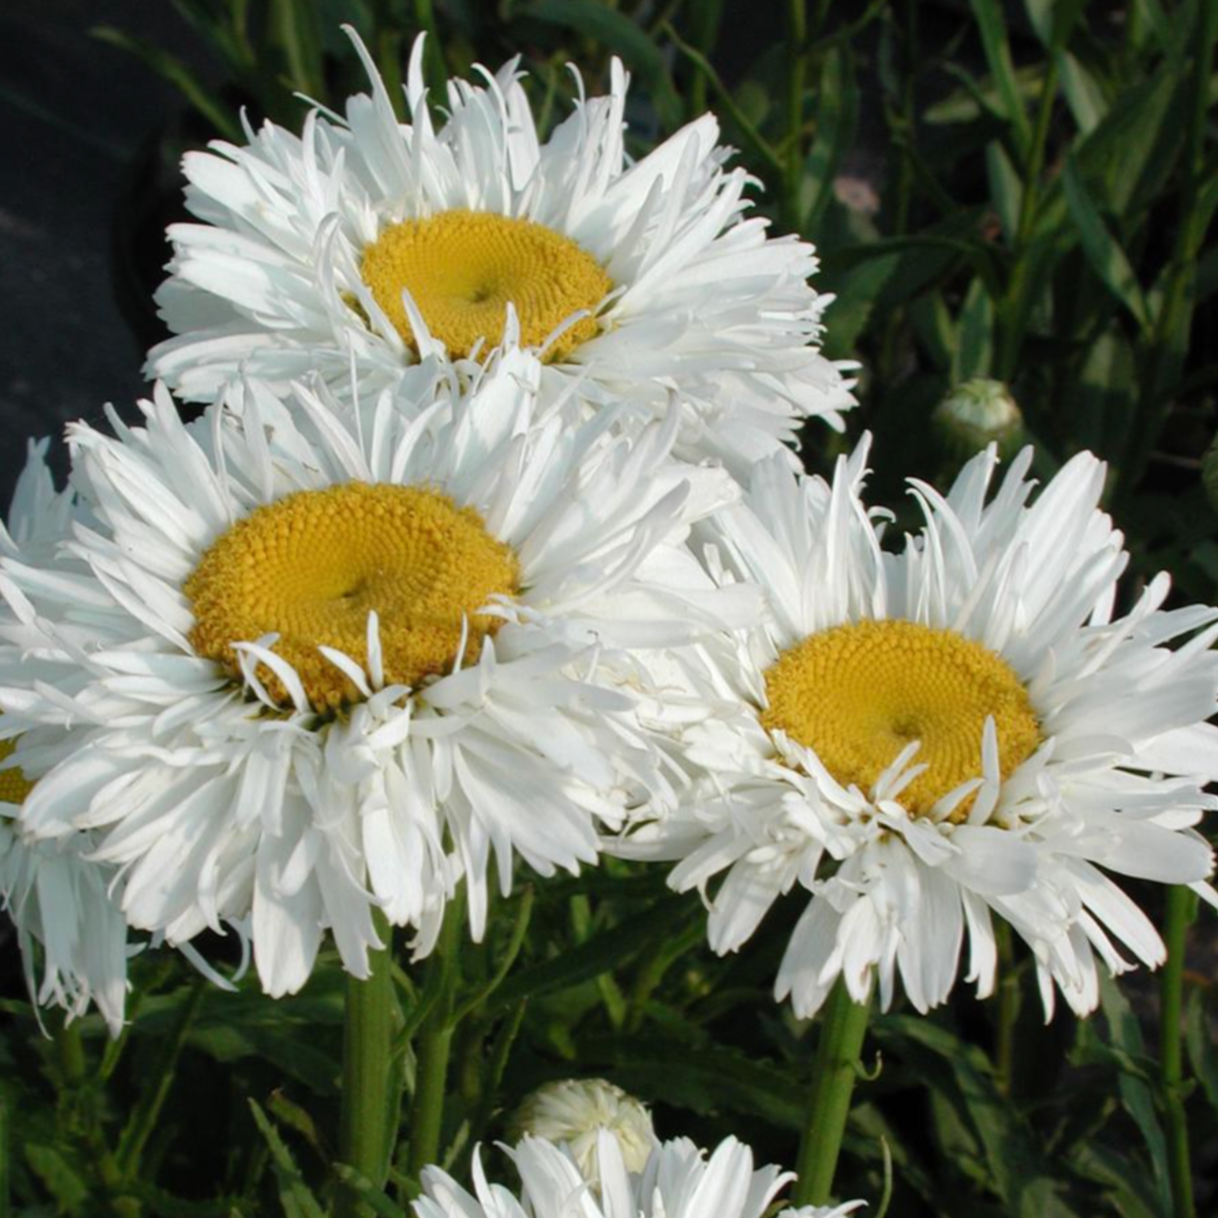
[784,0,809,230]
[116,980,205,1177]
[336,912,399,1218]
[994,921,1020,1097]
[790,980,872,1208]
[0,1091,10,1218]
[54,1023,140,1218]
[1160,885,1196,1218]
[406,902,462,1188]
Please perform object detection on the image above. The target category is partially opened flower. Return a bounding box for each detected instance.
[0,353,751,998]
[0,441,131,1034]
[416,1129,864,1218]
[617,439,1218,1018]
[146,30,854,472]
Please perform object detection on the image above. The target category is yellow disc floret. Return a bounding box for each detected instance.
[0,737,34,805]
[185,483,520,712]
[762,619,1040,819]
[360,209,612,362]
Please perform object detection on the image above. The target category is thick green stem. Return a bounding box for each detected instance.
[790,980,872,1207]
[406,902,462,1189]
[336,913,399,1218]
[1160,885,1196,1218]
[994,921,1021,1097]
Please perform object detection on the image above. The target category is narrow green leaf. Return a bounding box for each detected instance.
[1098,975,1172,1215]
[986,140,1023,243]
[1062,153,1151,332]
[528,0,683,130]
[247,1101,327,1218]
[802,47,859,235]
[1057,52,1107,134]
[953,279,995,381]
[268,0,326,99]
[968,0,1033,153]
[1023,0,1089,51]
[487,895,697,1014]
[91,27,241,142]
[331,1166,408,1218]
[1185,988,1218,1112]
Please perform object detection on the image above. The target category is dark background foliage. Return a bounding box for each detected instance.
[1,2,1216,1216]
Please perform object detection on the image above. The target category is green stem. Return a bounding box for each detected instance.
[1160,885,1196,1218]
[406,902,462,1189]
[54,1023,140,1218]
[784,0,809,230]
[994,921,1021,1097]
[336,912,399,1218]
[117,980,205,1178]
[790,979,872,1207]
[0,1090,10,1218]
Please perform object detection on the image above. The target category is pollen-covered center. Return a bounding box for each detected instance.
[360,209,612,362]
[185,483,520,712]
[761,619,1040,819]
[0,738,33,805]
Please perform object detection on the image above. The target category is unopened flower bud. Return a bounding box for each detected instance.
[933,378,1026,468]
[511,1078,657,1181]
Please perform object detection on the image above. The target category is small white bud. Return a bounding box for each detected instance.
[511,1078,657,1182]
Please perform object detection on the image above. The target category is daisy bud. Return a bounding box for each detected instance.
[511,1079,657,1179]
[933,377,1026,469]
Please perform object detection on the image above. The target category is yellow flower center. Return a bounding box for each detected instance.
[761,619,1040,819]
[185,483,520,712]
[360,209,612,362]
[0,737,33,805]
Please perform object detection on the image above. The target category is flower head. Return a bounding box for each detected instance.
[416,1130,864,1218]
[147,31,854,473]
[618,438,1218,1018]
[0,354,752,997]
[0,442,131,1034]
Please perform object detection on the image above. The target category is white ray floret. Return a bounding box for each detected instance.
[146,30,855,473]
[416,1129,864,1218]
[0,353,753,998]
[0,441,134,1034]
[616,437,1218,1018]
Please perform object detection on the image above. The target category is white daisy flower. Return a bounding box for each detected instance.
[416,1130,864,1218]
[145,30,855,473]
[0,353,752,999]
[0,441,132,1035]
[512,1078,657,1181]
[616,439,1218,1018]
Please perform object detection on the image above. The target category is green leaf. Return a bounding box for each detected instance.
[1023,0,1089,52]
[968,0,1033,153]
[1185,987,1218,1111]
[874,1016,1068,1216]
[23,1145,89,1216]
[331,1166,408,1218]
[953,278,995,381]
[985,140,1023,243]
[267,0,326,99]
[1061,153,1151,332]
[801,46,859,234]
[487,894,698,1015]
[1097,975,1172,1215]
[578,1033,807,1129]
[1057,52,1107,134]
[528,0,683,130]
[91,27,241,142]
[248,1101,327,1218]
